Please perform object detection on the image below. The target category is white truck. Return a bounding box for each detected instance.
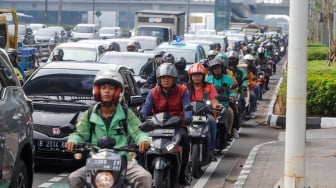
[134,10,185,42]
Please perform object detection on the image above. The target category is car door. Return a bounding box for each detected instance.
[0,54,22,184]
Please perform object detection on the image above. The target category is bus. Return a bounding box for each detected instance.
[4,12,34,25]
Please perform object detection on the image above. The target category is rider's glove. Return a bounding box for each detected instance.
[184,117,193,126]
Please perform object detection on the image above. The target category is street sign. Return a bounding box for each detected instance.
[95,10,102,17]
[189,16,202,23]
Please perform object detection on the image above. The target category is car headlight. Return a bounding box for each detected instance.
[94,171,114,188]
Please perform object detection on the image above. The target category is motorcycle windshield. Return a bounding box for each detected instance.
[148,112,181,128]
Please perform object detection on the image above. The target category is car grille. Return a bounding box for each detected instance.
[34,124,68,138]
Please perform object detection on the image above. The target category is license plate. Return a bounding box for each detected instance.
[37,140,66,151]
[86,158,122,171]
[192,116,207,122]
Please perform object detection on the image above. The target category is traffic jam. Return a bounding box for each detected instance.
[1,7,288,188]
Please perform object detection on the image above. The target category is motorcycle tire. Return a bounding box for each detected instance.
[154,169,171,188]
[191,144,202,178]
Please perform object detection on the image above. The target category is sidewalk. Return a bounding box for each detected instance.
[234,58,336,187]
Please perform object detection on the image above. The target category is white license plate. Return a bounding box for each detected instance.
[37,140,66,151]
[192,116,207,122]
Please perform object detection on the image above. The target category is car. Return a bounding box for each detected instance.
[70,23,100,41]
[129,36,161,51]
[153,40,207,69]
[77,39,121,52]
[98,26,121,39]
[46,42,107,63]
[225,33,249,50]
[193,35,229,52]
[28,23,47,36]
[97,51,156,85]
[48,26,68,43]
[22,62,144,165]
[105,38,142,52]
[34,28,60,44]
[0,48,34,187]
[186,39,217,55]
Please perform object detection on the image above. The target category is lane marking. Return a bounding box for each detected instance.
[48,177,63,182]
[38,183,54,187]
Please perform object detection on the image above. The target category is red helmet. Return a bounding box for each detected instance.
[188,63,207,78]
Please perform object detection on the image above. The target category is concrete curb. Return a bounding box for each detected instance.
[265,60,336,129]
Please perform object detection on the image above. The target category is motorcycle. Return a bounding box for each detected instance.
[60,121,139,188]
[215,94,231,154]
[186,101,211,178]
[139,112,188,188]
[256,71,266,99]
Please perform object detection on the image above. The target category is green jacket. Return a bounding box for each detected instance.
[206,74,237,105]
[67,103,150,160]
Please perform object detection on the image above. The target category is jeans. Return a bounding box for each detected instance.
[207,114,217,152]
[254,84,261,100]
[249,90,257,111]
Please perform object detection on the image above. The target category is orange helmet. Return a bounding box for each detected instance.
[188,63,207,78]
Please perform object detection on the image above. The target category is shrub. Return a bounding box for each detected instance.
[307,46,328,61]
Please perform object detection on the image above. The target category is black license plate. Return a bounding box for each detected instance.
[37,140,66,151]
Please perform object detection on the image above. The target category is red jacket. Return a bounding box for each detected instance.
[151,85,188,117]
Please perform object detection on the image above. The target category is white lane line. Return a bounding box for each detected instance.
[38,183,54,187]
[49,177,63,182]
[58,173,70,177]
[193,139,235,187]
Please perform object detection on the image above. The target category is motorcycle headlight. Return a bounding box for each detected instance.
[94,171,114,188]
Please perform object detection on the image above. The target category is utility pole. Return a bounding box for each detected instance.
[92,0,95,24]
[58,0,62,26]
[45,0,48,25]
[186,0,190,34]
[284,0,308,187]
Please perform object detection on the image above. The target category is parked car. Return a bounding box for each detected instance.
[46,42,106,63]
[129,36,161,51]
[98,26,121,39]
[0,48,34,187]
[97,51,156,86]
[22,62,144,165]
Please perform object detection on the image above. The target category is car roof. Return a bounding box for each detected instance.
[54,42,103,48]
[155,42,201,50]
[99,51,154,58]
[39,62,133,73]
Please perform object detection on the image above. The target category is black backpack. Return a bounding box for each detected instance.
[87,104,128,143]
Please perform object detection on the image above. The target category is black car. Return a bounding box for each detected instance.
[22,62,144,165]
[0,48,34,187]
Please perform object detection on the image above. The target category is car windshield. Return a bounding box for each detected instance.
[98,55,154,75]
[100,28,116,34]
[76,26,94,33]
[24,69,96,98]
[156,48,197,64]
[60,47,97,61]
[36,29,55,36]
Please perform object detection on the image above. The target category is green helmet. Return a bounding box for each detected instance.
[215,53,228,60]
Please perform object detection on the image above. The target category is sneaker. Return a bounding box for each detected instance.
[233,128,239,139]
[210,152,218,162]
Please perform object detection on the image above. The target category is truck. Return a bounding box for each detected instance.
[0,8,37,77]
[134,10,185,42]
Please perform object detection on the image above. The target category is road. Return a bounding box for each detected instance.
[32,55,286,188]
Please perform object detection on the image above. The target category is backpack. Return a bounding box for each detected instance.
[87,104,128,143]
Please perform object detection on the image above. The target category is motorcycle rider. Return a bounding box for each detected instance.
[145,52,175,87]
[175,57,189,85]
[7,48,26,85]
[66,69,152,188]
[187,63,223,161]
[139,63,192,185]
[242,54,259,114]
[52,49,64,61]
[228,50,249,132]
[205,59,237,150]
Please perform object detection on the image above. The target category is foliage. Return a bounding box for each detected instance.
[307,46,328,60]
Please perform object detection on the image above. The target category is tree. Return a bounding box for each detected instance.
[308,0,321,41]
[321,0,336,66]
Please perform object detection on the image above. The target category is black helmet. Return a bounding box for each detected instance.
[162,53,175,64]
[175,57,186,70]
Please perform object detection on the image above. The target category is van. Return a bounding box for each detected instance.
[70,23,99,41]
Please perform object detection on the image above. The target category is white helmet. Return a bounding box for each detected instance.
[243,54,254,61]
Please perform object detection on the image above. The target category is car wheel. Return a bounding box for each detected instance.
[10,159,29,188]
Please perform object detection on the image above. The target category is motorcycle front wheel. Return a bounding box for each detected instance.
[191,144,202,178]
[154,168,171,188]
